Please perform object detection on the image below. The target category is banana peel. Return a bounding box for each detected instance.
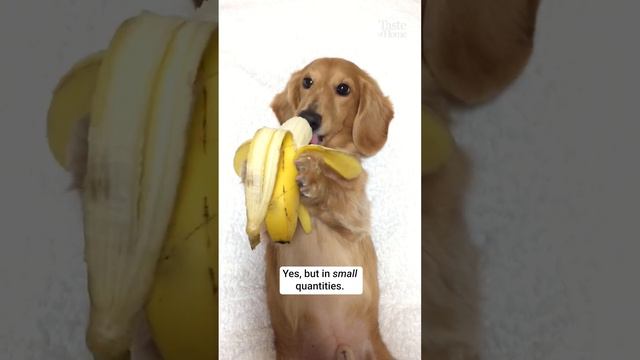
[46,12,218,360]
[145,29,219,359]
[47,51,104,170]
[422,106,454,174]
[295,145,363,180]
[233,117,363,247]
[233,140,251,176]
[264,132,299,243]
[83,13,189,358]
[244,127,288,246]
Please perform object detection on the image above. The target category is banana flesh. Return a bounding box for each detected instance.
[234,117,363,247]
[279,116,313,147]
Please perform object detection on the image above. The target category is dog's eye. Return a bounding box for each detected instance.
[302,77,313,89]
[336,83,350,96]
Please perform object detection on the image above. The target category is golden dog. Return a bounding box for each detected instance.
[266,58,394,360]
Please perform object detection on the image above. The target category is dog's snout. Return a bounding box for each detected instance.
[298,110,322,131]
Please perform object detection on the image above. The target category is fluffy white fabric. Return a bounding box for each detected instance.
[452,1,640,358]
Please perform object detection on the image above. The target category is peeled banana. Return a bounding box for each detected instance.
[234,117,363,247]
[46,11,218,360]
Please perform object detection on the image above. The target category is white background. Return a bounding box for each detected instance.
[218,0,422,358]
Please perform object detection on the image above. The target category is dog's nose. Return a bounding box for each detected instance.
[298,110,322,131]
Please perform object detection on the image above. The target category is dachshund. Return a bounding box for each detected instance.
[266,58,394,360]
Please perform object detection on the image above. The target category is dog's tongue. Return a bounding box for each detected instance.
[310,133,321,145]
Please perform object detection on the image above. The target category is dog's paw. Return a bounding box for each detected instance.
[295,152,325,201]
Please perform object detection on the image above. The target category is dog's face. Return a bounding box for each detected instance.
[271,58,393,157]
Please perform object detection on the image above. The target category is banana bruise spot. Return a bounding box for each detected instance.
[157,198,211,261]
[86,158,111,201]
[203,196,210,218]
[207,267,218,296]
[204,196,211,249]
[181,213,213,243]
[202,87,207,154]
[67,114,91,191]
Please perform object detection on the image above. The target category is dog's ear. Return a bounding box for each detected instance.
[353,76,394,157]
[424,0,540,104]
[271,69,303,123]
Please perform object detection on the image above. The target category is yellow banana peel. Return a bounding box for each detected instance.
[46,51,104,170]
[264,132,300,243]
[233,117,363,247]
[46,12,218,360]
[145,29,219,360]
[296,145,363,180]
[422,106,454,174]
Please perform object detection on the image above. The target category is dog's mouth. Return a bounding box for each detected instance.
[310,132,324,145]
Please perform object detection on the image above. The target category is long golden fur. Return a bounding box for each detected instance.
[422,0,539,358]
[266,58,393,359]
